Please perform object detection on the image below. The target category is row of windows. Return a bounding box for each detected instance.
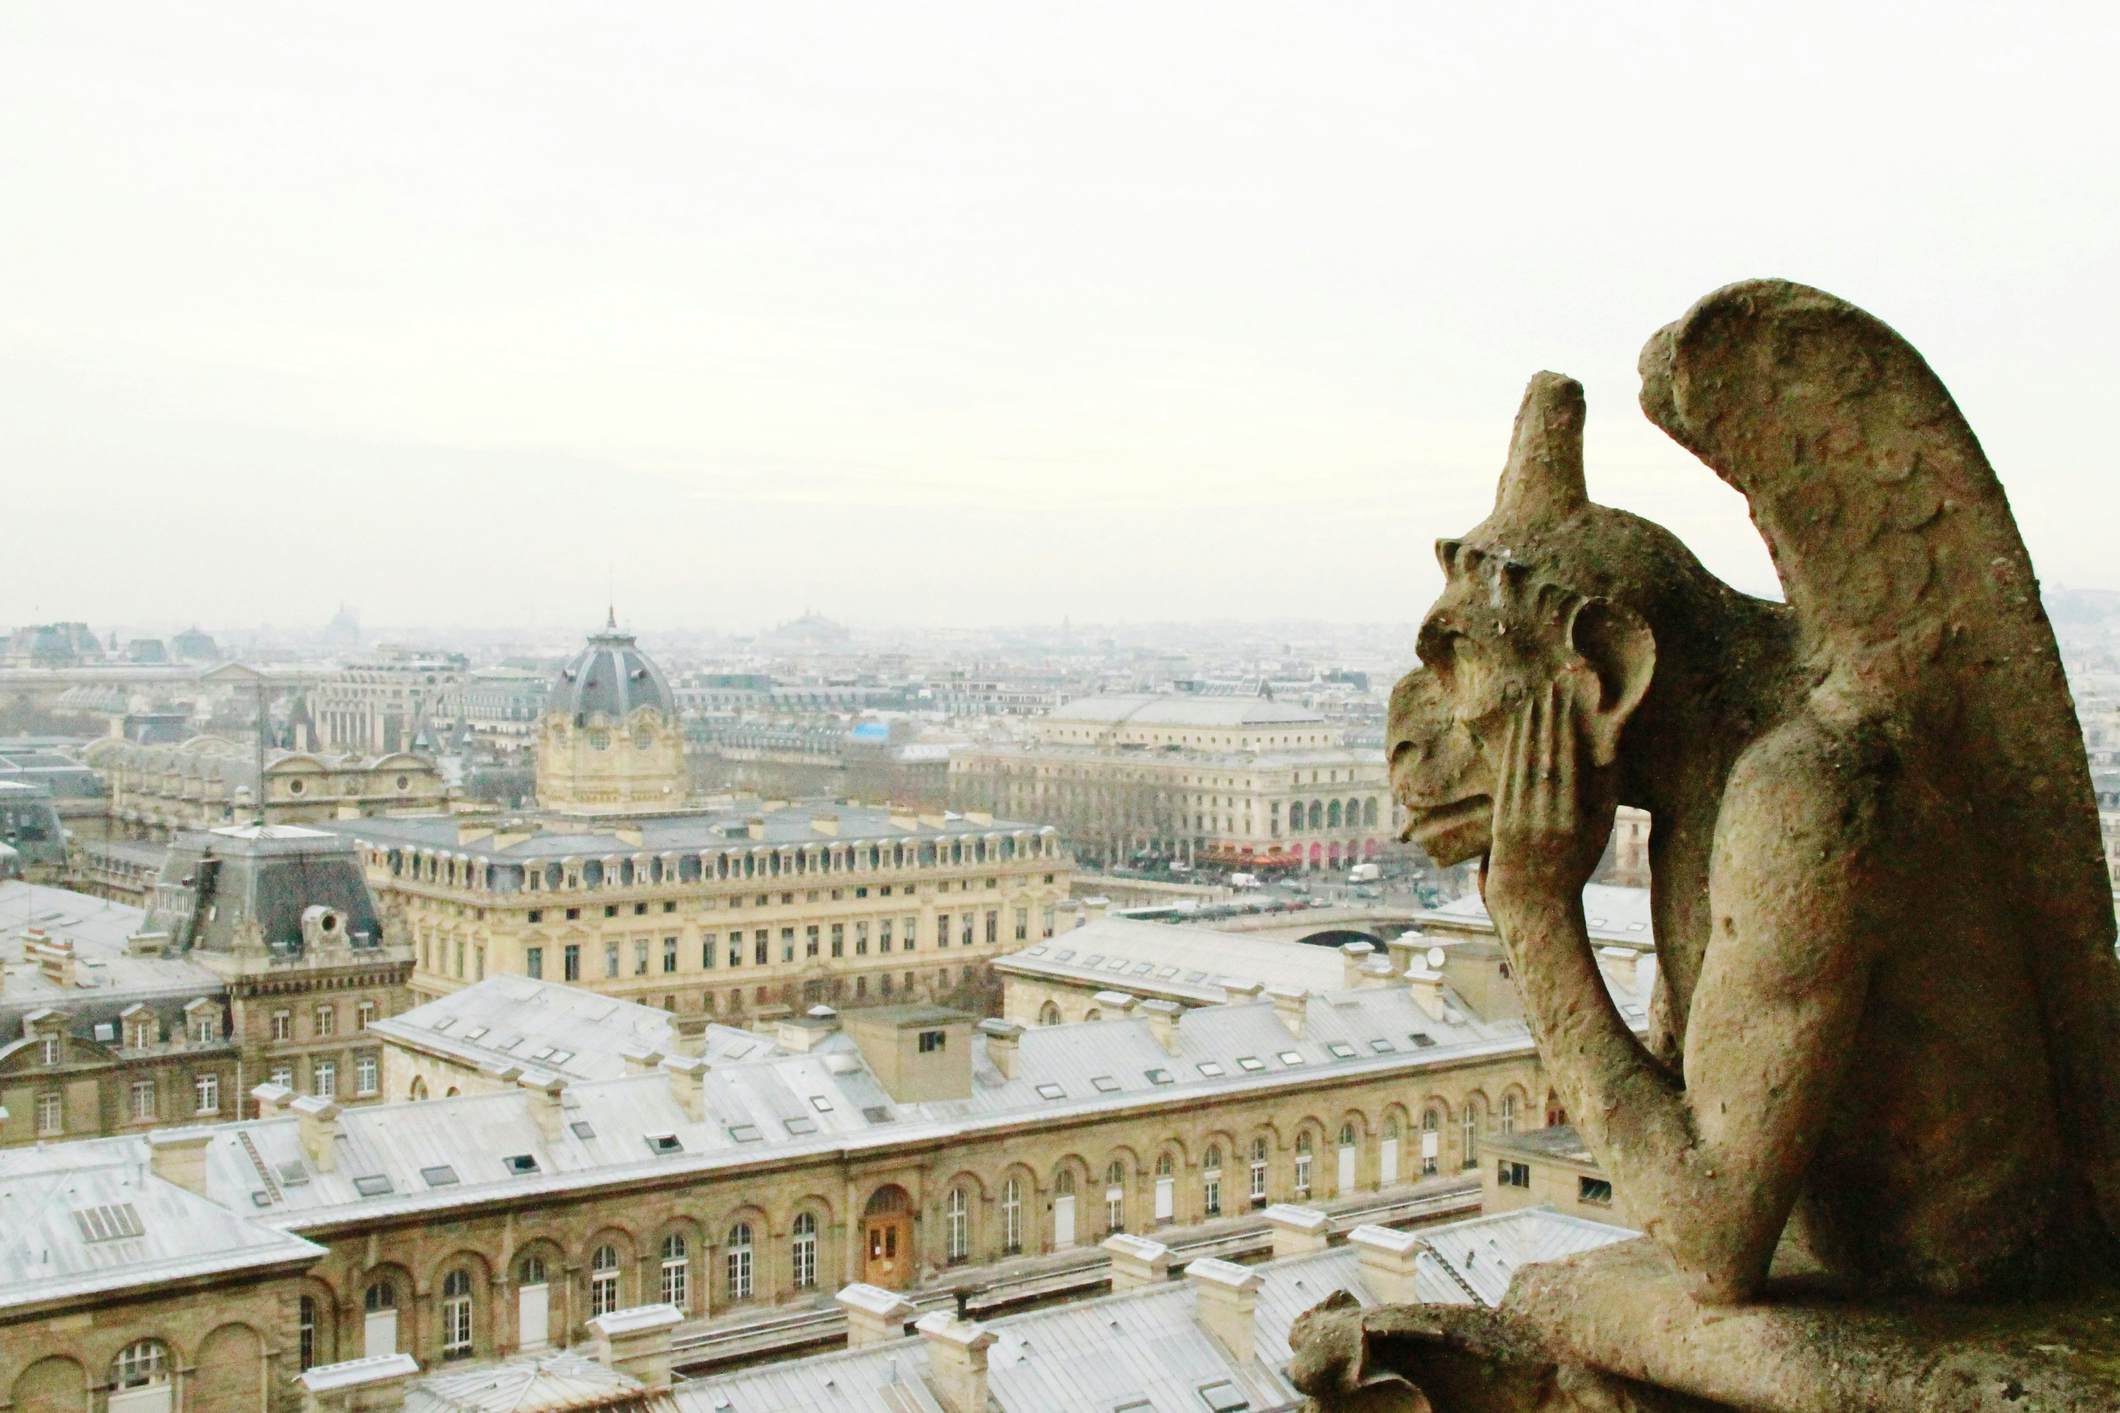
[32,1073,227,1136]
[382,834,1061,893]
[268,1000,379,1041]
[514,908,1045,982]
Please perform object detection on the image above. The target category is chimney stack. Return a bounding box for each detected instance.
[670,1011,709,1058]
[1339,941,1376,989]
[1186,1258,1261,1364]
[1408,966,1448,1021]
[1263,1203,1333,1258]
[291,1095,341,1172]
[914,1311,998,1413]
[837,1283,917,1347]
[147,1129,213,1196]
[1359,956,1396,987]
[1221,980,1263,1004]
[1101,1233,1172,1292]
[977,1018,1022,1079]
[662,1055,706,1121]
[620,1046,665,1075]
[1138,998,1183,1054]
[1347,1224,1424,1306]
[249,1080,295,1116]
[1267,986,1308,1038]
[588,1304,683,1389]
[297,1352,419,1413]
[519,1072,568,1139]
[1089,989,1137,1019]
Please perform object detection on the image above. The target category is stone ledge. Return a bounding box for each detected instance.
[1506,1239,2120,1412]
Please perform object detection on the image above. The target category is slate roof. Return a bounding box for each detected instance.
[404,1350,665,1412]
[553,627,678,723]
[996,919,1348,1005]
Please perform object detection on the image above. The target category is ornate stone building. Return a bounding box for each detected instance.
[950,694,1394,872]
[0,826,412,1148]
[536,619,687,815]
[0,955,1580,1410]
[84,735,446,842]
[328,622,1073,1019]
[309,647,467,756]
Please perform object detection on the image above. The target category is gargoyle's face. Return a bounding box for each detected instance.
[1386,549,1584,866]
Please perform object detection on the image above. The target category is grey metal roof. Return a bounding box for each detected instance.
[147,825,386,955]
[322,802,1052,862]
[998,919,1347,1005]
[0,1157,324,1312]
[370,977,778,1083]
[1044,695,1326,729]
[403,1350,661,1413]
[0,883,218,1040]
[677,1206,1636,1413]
[552,627,677,723]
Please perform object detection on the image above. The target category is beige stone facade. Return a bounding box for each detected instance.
[951,694,1393,872]
[1480,1123,1630,1227]
[84,736,446,842]
[310,648,467,756]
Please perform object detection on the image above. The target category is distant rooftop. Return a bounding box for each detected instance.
[1044,693,1325,729]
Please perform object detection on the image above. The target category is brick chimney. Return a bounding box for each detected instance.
[292,1095,341,1172]
[837,1283,917,1347]
[661,1055,706,1121]
[1267,986,1308,1038]
[1347,1223,1424,1305]
[588,1303,682,1389]
[1186,1258,1261,1364]
[978,1018,1022,1078]
[1101,1233,1172,1292]
[1263,1203,1333,1257]
[1138,998,1183,1054]
[915,1311,998,1413]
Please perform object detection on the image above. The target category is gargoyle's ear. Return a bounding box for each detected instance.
[1567,597,1655,768]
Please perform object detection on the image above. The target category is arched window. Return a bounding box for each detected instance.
[1104,1160,1126,1234]
[520,1254,548,1285]
[1308,801,1324,830]
[1249,1137,1269,1204]
[660,1233,688,1309]
[441,1268,474,1360]
[590,1243,621,1317]
[726,1222,755,1301]
[791,1212,818,1288]
[365,1281,396,1312]
[112,1341,170,1401]
[1154,1151,1174,1178]
[1001,1177,1023,1253]
[1294,1133,1315,1196]
[1339,1123,1356,1148]
[1500,1094,1518,1136]
[1054,1167,1076,1195]
[1038,1001,1060,1026]
[298,1294,319,1370]
[1203,1145,1224,1216]
[1328,800,1343,829]
[1363,797,1379,827]
[946,1186,970,1263]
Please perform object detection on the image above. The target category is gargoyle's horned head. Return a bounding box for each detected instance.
[1387,374,1655,866]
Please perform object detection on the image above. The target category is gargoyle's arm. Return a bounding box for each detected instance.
[1492,703,1875,1303]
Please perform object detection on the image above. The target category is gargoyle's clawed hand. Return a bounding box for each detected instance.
[1482,674,1615,930]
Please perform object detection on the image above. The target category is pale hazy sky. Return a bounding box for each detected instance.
[5,2,2115,634]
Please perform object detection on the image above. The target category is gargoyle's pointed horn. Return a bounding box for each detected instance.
[1495,371,1588,521]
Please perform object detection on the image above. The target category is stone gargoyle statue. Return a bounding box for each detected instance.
[1291,280,2120,1412]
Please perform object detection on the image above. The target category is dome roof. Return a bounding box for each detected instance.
[552,618,676,722]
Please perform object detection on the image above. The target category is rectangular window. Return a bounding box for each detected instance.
[357,1001,376,1029]
[729,934,743,968]
[856,922,869,955]
[805,925,819,958]
[528,908,543,923]
[195,1074,220,1114]
[879,919,893,953]
[961,914,974,947]
[634,939,650,975]
[1579,1176,1613,1205]
[564,944,581,982]
[130,1079,155,1121]
[781,927,795,962]
[194,1016,216,1044]
[702,932,718,968]
[36,1091,61,1135]
[753,931,769,966]
[831,924,844,958]
[314,1060,338,1099]
[605,942,620,978]
[1499,1161,1531,1189]
[937,913,950,948]
[985,910,998,944]
[356,1054,379,1096]
[918,1029,946,1053]
[271,1011,291,1041]
[526,946,544,979]
[271,1065,293,1089]
[663,937,678,973]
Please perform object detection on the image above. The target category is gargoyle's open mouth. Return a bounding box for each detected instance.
[1401,795,1490,852]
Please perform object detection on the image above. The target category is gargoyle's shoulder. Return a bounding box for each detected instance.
[1719,707,1900,856]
